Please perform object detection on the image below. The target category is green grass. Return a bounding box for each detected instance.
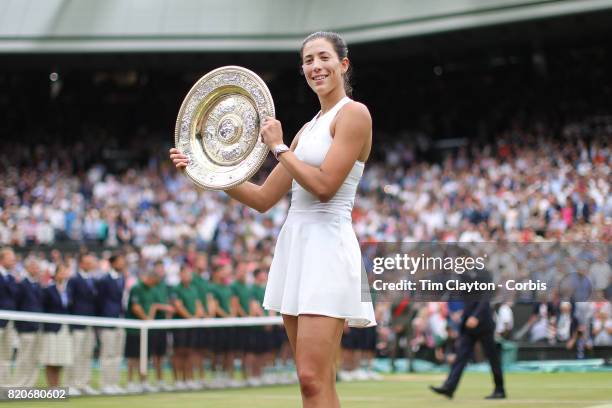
[5,372,612,407]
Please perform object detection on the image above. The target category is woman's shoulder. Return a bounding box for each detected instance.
[339,99,371,122]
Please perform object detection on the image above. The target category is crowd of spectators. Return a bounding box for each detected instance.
[1,112,611,394]
[1,115,610,249]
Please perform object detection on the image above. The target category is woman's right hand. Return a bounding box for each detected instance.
[169,148,189,170]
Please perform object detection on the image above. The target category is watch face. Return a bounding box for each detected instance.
[274,145,289,159]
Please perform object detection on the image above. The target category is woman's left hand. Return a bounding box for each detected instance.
[260,116,284,149]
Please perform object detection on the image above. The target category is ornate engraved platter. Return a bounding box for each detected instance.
[174,66,274,190]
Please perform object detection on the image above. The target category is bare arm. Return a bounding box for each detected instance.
[195,300,205,318]
[206,293,216,317]
[170,124,306,213]
[249,299,263,317]
[173,298,192,319]
[224,163,292,213]
[132,303,157,320]
[231,296,247,317]
[262,102,371,202]
[225,125,305,212]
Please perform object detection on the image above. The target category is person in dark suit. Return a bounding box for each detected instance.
[429,299,506,399]
[13,257,44,387]
[41,262,73,387]
[0,247,19,385]
[65,252,99,396]
[96,253,128,395]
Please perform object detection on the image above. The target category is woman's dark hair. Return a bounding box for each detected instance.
[300,31,353,97]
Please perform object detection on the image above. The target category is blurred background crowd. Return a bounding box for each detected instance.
[1,8,611,395]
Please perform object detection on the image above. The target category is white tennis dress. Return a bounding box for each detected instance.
[263,96,376,327]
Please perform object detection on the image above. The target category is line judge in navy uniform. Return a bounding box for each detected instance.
[0,248,19,386]
[95,253,128,395]
[430,268,506,400]
[13,257,44,387]
[65,252,99,396]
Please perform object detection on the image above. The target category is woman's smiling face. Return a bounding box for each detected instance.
[301,38,349,96]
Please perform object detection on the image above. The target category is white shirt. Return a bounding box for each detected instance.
[109,269,120,280]
[590,262,611,290]
[495,304,514,334]
[0,265,9,279]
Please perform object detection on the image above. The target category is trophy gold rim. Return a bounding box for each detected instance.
[174,65,274,191]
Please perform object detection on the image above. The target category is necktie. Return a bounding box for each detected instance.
[86,278,94,292]
[60,289,68,308]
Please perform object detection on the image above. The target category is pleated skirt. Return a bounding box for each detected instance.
[263,211,376,327]
[40,325,74,366]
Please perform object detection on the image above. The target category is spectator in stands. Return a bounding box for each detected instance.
[12,256,44,387]
[495,300,514,340]
[589,249,611,297]
[592,306,612,346]
[528,301,555,344]
[566,324,593,359]
[428,303,449,363]
[96,252,128,395]
[141,233,168,261]
[0,247,18,385]
[554,302,578,345]
[388,296,418,372]
[66,252,99,396]
[170,265,204,390]
[41,262,73,387]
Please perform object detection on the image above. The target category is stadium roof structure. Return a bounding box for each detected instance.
[1,0,612,53]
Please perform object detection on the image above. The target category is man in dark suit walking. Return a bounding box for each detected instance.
[429,299,506,399]
[13,257,44,387]
[66,252,100,396]
[0,247,19,385]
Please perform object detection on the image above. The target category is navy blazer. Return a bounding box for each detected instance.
[66,272,98,330]
[461,301,495,335]
[0,272,19,328]
[15,278,44,333]
[95,273,125,318]
[42,284,71,333]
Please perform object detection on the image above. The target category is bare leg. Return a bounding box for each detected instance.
[295,315,344,408]
[45,366,60,387]
[152,356,164,382]
[185,349,194,381]
[282,315,298,355]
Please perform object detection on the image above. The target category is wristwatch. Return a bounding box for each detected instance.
[272,144,290,160]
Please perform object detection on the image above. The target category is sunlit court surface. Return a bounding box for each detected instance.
[3,373,610,408]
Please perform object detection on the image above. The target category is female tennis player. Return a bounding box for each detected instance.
[170,31,375,408]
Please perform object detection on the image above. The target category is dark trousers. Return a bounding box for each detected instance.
[443,330,504,392]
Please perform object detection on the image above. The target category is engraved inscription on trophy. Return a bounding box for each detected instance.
[175,66,274,190]
[195,94,259,167]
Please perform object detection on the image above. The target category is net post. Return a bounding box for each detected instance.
[139,327,148,377]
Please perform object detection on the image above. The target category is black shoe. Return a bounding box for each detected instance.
[485,390,506,399]
[429,385,454,399]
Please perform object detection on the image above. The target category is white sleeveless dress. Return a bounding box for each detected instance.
[263,96,376,327]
